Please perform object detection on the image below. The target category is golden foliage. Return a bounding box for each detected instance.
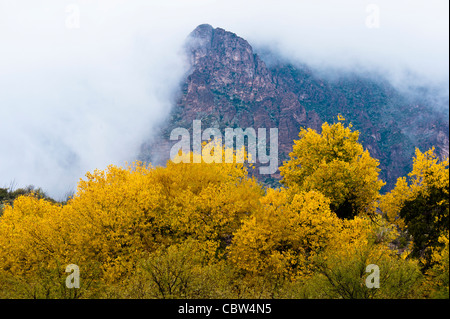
[380,147,449,229]
[0,127,446,299]
[0,151,262,297]
[280,119,384,218]
[228,188,342,279]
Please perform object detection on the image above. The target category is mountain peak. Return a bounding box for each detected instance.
[141,25,449,191]
[189,23,214,40]
[188,24,249,49]
[185,24,276,104]
[192,23,214,32]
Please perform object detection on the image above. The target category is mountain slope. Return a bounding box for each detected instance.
[140,24,449,191]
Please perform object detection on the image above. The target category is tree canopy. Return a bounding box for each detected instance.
[0,118,447,299]
[280,117,385,219]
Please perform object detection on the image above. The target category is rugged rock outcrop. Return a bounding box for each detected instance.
[140,24,449,191]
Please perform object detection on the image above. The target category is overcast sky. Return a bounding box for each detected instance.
[0,0,448,199]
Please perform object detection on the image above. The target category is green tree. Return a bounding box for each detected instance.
[380,148,449,269]
[399,148,448,268]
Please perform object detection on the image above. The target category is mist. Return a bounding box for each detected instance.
[0,0,448,199]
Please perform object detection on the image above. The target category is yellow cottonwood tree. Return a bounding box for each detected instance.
[279,118,384,219]
[65,155,262,288]
[0,148,262,298]
[308,215,423,299]
[424,234,449,298]
[228,188,342,279]
[0,195,81,298]
[379,147,449,266]
[1,128,445,299]
[380,147,449,227]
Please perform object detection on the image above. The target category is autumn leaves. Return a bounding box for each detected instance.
[0,118,448,298]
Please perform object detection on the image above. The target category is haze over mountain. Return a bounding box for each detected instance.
[0,1,448,199]
[140,24,449,191]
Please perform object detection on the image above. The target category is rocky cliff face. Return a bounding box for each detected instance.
[140,24,449,191]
